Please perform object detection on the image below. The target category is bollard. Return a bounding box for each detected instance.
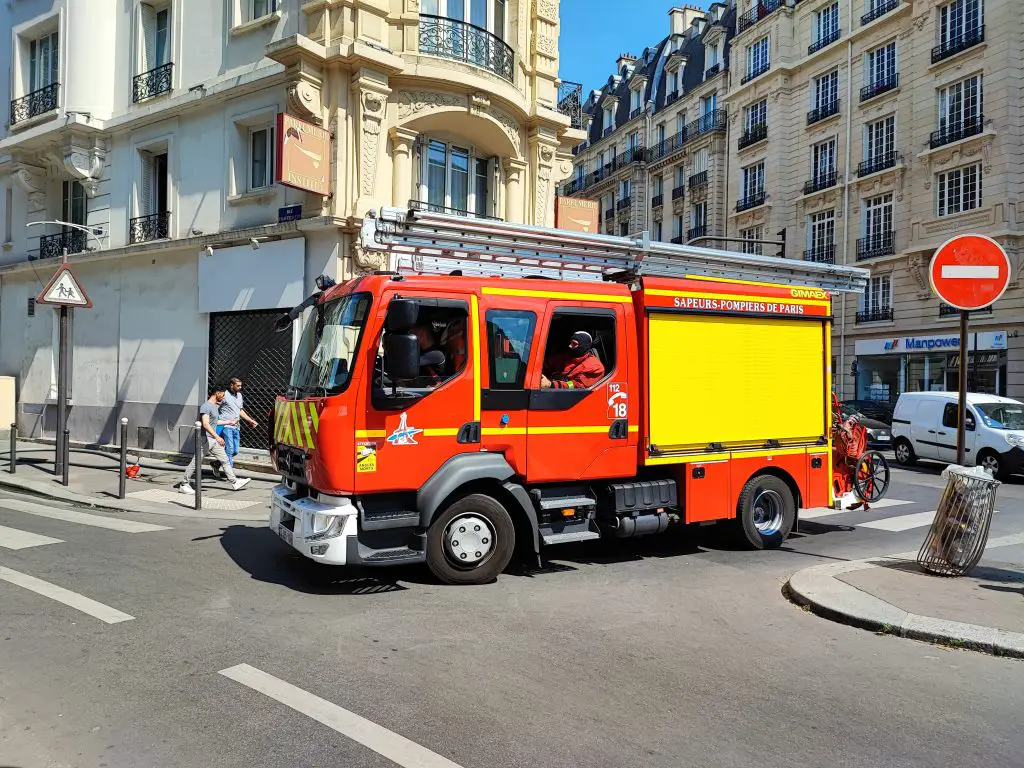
[193,420,202,511]
[8,423,16,475]
[61,429,70,487]
[118,417,129,500]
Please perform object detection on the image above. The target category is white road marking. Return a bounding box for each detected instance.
[219,664,465,768]
[0,566,134,623]
[2,499,170,533]
[941,265,1000,279]
[859,511,939,532]
[800,498,914,520]
[0,524,63,550]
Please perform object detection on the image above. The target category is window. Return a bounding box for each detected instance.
[812,138,837,179]
[656,123,666,146]
[139,4,172,74]
[540,309,616,391]
[4,188,12,243]
[249,0,278,20]
[672,215,683,238]
[630,89,641,114]
[865,116,896,160]
[378,299,469,401]
[28,31,59,92]
[742,162,765,199]
[745,99,767,132]
[693,148,709,175]
[706,43,720,68]
[863,275,892,313]
[741,226,763,255]
[62,180,86,227]
[936,164,982,216]
[603,104,615,132]
[140,150,169,216]
[619,222,629,236]
[864,194,893,238]
[814,3,841,45]
[701,93,717,116]
[691,201,707,230]
[619,179,631,200]
[675,166,686,187]
[809,211,835,252]
[676,112,687,137]
[813,70,840,110]
[653,176,663,196]
[939,0,982,48]
[867,41,897,86]
[249,126,275,190]
[421,0,506,37]
[487,310,536,389]
[938,75,982,132]
[628,130,640,152]
[747,36,770,78]
[421,139,493,217]
[653,221,662,241]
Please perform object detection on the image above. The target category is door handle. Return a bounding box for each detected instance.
[608,419,628,440]
[937,431,947,436]
[928,429,936,434]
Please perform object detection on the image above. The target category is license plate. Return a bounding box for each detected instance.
[277,524,293,546]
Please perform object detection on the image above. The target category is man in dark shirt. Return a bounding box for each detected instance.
[541,331,606,390]
[413,324,447,386]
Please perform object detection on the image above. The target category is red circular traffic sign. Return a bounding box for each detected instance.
[929,234,1011,311]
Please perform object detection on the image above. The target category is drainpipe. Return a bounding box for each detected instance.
[644,100,654,235]
[838,0,855,399]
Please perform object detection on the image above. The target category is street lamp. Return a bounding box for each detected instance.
[26,220,105,258]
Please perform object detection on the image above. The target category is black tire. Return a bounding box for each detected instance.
[426,494,516,585]
[853,451,891,504]
[893,438,917,466]
[977,450,1007,480]
[736,474,796,550]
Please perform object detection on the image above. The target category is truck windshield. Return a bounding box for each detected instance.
[976,403,1024,431]
[290,292,371,395]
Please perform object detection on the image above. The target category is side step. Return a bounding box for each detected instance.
[540,520,601,546]
[356,544,426,565]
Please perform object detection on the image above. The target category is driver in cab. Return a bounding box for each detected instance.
[413,324,446,386]
[540,331,605,390]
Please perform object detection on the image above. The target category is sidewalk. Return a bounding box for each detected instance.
[787,534,1024,658]
[0,438,276,522]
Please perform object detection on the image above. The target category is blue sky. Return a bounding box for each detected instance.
[559,2,712,95]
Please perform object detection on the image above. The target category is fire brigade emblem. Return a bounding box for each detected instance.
[387,413,423,446]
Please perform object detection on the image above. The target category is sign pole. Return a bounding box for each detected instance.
[957,310,969,466]
[55,304,70,476]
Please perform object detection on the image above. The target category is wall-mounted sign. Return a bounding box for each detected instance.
[278,204,302,223]
[555,197,600,234]
[855,331,1008,356]
[275,113,330,196]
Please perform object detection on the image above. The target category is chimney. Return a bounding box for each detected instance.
[669,5,706,35]
[616,52,638,75]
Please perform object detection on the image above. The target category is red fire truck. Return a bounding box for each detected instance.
[269,208,868,584]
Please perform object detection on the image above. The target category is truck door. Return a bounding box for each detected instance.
[525,302,637,484]
[354,293,479,495]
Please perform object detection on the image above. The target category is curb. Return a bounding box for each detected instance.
[785,534,1024,659]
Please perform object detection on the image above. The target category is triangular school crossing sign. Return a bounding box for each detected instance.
[36,264,92,308]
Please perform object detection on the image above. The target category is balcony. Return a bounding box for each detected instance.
[129,212,171,244]
[803,170,837,196]
[10,83,60,125]
[671,235,684,244]
[737,0,782,33]
[861,0,900,26]
[557,81,586,130]
[804,245,836,264]
[860,74,898,102]
[652,194,664,208]
[672,186,686,201]
[604,208,614,222]
[616,146,646,166]
[808,28,842,55]
[39,230,87,260]
[666,91,680,105]
[741,63,770,85]
[561,177,584,196]
[630,107,642,120]
[856,307,894,324]
[856,232,895,260]
[736,191,766,212]
[687,225,708,241]
[931,27,984,64]
[418,15,514,82]
[689,171,709,190]
[646,111,727,163]
[858,151,900,177]
[616,198,631,211]
[738,123,768,150]
[807,99,840,125]
[603,126,614,137]
[929,115,984,149]
[705,63,722,79]
[132,62,174,103]
[940,303,992,317]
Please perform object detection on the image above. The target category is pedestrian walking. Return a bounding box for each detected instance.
[180,386,251,494]
[219,377,259,469]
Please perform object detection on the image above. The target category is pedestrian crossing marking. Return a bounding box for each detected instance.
[0,566,133,623]
[858,511,942,532]
[0,524,63,550]
[800,498,913,520]
[2,499,171,533]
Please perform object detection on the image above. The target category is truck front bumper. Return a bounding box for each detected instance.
[269,485,358,566]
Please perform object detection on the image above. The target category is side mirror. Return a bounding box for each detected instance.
[386,299,419,332]
[966,416,976,432]
[384,333,420,381]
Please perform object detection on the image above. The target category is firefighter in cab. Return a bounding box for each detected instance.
[541,330,605,390]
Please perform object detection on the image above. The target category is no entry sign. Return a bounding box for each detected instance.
[929,234,1011,311]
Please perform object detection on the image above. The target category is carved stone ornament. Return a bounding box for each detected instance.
[352,240,387,274]
[486,107,523,154]
[396,90,465,119]
[470,92,491,113]
[534,0,558,22]
[62,138,107,198]
[907,254,932,300]
[536,166,552,226]
[535,35,557,57]
[12,162,47,212]
[287,80,322,124]
[359,90,387,198]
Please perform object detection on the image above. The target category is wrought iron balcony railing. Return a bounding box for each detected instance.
[741,63,771,84]
[804,245,836,264]
[672,186,686,201]
[705,63,722,79]
[603,126,614,137]
[807,99,840,125]
[931,26,984,64]
[10,82,59,125]
[803,170,837,195]
[557,80,585,130]
[737,0,782,33]
[646,111,726,163]
[687,225,708,241]
[410,200,502,220]
[856,307,894,323]
[132,62,174,103]
[736,191,766,212]
[652,194,664,208]
[940,303,991,317]
[808,28,841,55]
[857,232,895,260]
[666,91,680,104]
[860,74,898,102]
[930,114,984,149]
[738,123,768,149]
[604,208,614,222]
[629,107,642,120]
[857,151,900,177]
[616,146,646,166]
[861,0,900,26]
[616,198,631,211]
[671,235,684,244]
[419,14,514,82]
[39,230,87,259]
[129,212,171,244]
[689,171,709,190]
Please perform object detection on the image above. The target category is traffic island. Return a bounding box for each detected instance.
[786,535,1024,658]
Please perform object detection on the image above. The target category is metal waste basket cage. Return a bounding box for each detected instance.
[917,466,1000,577]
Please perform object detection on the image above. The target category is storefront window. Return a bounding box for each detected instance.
[906,353,946,394]
[856,355,900,402]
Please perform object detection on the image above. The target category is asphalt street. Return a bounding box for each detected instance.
[1,460,1023,768]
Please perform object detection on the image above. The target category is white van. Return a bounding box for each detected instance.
[891,392,1024,478]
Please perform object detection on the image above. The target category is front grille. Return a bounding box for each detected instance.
[275,444,308,483]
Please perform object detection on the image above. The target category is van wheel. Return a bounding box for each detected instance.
[978,450,1006,480]
[426,494,515,585]
[736,475,795,550]
[894,438,916,466]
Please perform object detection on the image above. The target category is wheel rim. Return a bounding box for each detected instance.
[981,455,999,474]
[855,451,890,503]
[751,489,785,535]
[443,514,496,568]
[895,442,910,462]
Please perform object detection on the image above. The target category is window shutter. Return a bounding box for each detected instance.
[488,156,499,218]
[140,151,154,215]
[140,4,157,73]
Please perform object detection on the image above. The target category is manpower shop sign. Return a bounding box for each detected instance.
[857,331,1008,356]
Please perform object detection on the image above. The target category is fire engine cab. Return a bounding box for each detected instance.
[269,208,869,584]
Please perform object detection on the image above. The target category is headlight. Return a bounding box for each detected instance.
[865,428,876,436]
[1006,433,1024,449]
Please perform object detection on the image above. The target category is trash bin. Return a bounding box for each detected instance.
[917,465,999,577]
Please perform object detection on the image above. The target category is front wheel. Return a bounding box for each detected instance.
[426,494,516,585]
[735,474,796,549]
[977,450,1006,480]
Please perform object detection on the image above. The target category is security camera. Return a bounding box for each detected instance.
[250,237,260,250]
[205,246,214,257]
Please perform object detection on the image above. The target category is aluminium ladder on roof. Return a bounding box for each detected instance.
[360,207,870,294]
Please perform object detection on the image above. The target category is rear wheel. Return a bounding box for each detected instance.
[894,438,916,466]
[426,494,515,585]
[736,475,796,550]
